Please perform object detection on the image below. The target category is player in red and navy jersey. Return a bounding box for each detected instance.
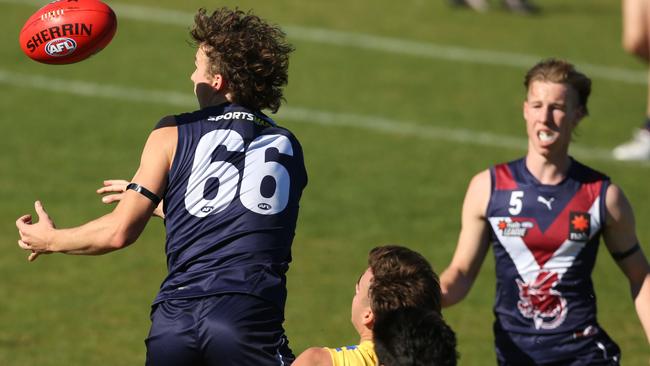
[16,8,306,366]
[440,59,650,365]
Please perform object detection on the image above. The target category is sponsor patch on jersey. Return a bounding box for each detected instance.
[569,212,590,241]
[497,220,534,237]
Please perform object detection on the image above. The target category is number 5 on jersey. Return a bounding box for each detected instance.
[185,129,293,217]
[509,191,524,215]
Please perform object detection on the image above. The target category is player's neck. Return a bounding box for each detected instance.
[358,331,373,344]
[525,153,571,185]
[197,91,232,109]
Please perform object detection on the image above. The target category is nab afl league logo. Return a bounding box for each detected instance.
[569,211,590,241]
[45,37,77,57]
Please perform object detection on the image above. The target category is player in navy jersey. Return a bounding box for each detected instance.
[439,59,650,365]
[16,8,306,366]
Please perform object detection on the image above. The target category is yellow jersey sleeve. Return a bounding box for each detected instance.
[324,340,377,366]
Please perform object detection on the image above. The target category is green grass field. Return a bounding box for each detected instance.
[1,0,649,364]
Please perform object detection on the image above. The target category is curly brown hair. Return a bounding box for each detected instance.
[190,8,294,113]
[368,245,442,319]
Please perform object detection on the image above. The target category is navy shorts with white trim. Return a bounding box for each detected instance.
[145,293,294,366]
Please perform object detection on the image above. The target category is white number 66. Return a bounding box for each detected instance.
[185,130,293,217]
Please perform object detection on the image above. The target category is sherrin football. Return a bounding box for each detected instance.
[19,0,117,65]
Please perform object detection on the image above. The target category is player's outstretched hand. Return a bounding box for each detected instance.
[97,179,165,219]
[16,200,55,262]
[97,179,130,204]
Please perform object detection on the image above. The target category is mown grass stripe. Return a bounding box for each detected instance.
[4,0,646,85]
[0,68,634,165]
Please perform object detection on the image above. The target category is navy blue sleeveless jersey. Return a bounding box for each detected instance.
[487,158,609,336]
[153,103,307,311]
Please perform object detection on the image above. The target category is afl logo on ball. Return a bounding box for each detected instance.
[45,37,77,57]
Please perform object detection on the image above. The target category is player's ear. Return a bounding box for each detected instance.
[522,99,530,120]
[363,308,374,327]
[212,74,226,92]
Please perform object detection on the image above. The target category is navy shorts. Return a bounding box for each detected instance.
[494,322,621,365]
[145,294,294,366]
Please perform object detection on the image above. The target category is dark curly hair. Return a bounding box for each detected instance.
[368,245,442,319]
[374,307,458,366]
[190,8,294,113]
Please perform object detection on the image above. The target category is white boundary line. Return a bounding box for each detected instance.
[4,0,647,85]
[3,1,646,165]
[0,68,626,164]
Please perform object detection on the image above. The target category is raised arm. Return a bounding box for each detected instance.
[602,183,650,344]
[440,169,492,307]
[16,126,175,261]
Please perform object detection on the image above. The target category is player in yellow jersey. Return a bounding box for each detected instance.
[293,245,445,366]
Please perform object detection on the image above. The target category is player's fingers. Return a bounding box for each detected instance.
[17,214,32,222]
[34,201,50,221]
[28,252,40,262]
[97,182,129,194]
[15,214,32,229]
[97,186,126,194]
[103,179,130,187]
[18,239,30,250]
[101,193,124,204]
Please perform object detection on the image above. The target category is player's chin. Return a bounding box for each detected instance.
[530,143,554,158]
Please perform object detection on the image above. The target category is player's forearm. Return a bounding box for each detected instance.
[48,213,133,255]
[440,267,473,307]
[633,273,650,344]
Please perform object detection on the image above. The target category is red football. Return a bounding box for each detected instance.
[19,0,117,65]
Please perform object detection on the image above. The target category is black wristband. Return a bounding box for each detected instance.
[126,183,161,206]
[611,243,641,261]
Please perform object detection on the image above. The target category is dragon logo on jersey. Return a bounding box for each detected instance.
[497,220,534,237]
[516,270,567,330]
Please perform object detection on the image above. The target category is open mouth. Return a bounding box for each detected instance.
[537,130,557,144]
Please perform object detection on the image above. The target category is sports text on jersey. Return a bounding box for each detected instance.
[26,23,92,53]
[207,112,273,127]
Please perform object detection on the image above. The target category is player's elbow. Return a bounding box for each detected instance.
[107,233,130,250]
[440,267,475,307]
[622,38,650,61]
[441,286,466,308]
[107,228,138,250]
[103,213,147,250]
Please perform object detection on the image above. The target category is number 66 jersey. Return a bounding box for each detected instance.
[487,158,609,335]
[153,103,307,310]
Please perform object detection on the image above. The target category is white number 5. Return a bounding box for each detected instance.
[508,191,524,215]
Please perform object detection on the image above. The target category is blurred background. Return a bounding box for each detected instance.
[1,0,648,364]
